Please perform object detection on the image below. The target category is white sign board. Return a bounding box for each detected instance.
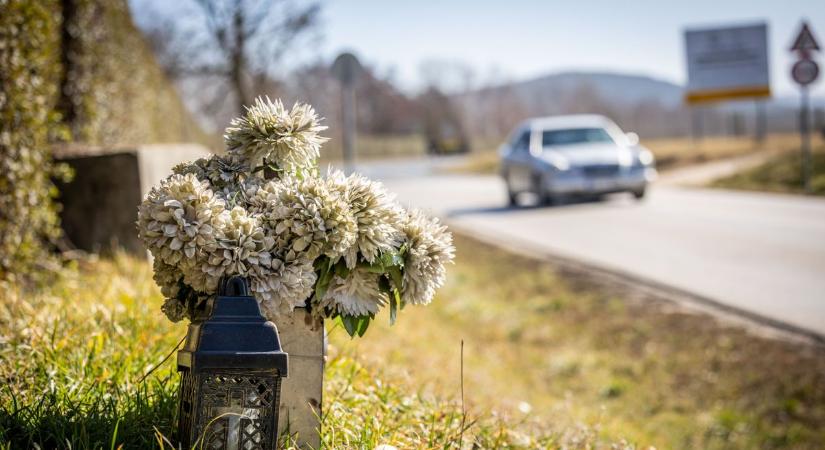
[684,23,771,103]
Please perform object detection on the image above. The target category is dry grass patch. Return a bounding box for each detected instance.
[710,144,825,195]
[645,133,805,171]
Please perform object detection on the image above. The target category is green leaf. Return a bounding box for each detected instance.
[334,260,350,279]
[361,260,387,274]
[341,314,372,338]
[341,315,358,337]
[314,257,335,301]
[109,418,120,450]
[389,291,398,325]
[379,250,404,269]
[388,266,403,292]
[314,256,330,271]
[356,315,371,337]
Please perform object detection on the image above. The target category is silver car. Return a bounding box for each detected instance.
[499,114,656,206]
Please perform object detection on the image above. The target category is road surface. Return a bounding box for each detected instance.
[356,159,825,338]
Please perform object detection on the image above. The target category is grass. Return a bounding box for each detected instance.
[0,256,184,448]
[445,133,808,175]
[333,235,825,449]
[710,146,825,196]
[643,133,802,171]
[0,252,617,449]
[2,235,824,449]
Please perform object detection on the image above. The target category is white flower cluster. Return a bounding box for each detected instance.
[398,209,455,305]
[224,97,328,171]
[138,97,455,335]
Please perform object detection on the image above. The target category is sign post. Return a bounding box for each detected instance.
[331,52,362,173]
[790,21,821,193]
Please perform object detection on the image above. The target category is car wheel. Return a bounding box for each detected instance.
[507,190,518,207]
[532,173,555,206]
[632,187,646,200]
[505,171,519,206]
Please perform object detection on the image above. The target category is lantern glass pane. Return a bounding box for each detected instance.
[194,372,281,450]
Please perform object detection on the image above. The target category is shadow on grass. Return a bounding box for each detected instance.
[0,375,179,449]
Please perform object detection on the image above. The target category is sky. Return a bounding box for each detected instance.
[318,0,825,97]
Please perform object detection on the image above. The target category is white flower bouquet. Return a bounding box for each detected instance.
[137,97,454,336]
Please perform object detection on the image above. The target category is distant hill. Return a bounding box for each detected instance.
[454,71,689,138]
[504,71,684,108]
[454,70,821,139]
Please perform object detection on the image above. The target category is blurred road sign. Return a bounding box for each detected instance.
[792,59,819,86]
[331,52,362,172]
[684,23,771,104]
[790,23,820,54]
[331,52,362,86]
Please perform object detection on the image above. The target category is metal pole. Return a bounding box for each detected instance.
[800,86,811,193]
[341,84,356,173]
[691,106,703,143]
[755,100,766,146]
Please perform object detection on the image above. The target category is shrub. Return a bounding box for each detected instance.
[0,0,65,284]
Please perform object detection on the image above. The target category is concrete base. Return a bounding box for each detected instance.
[54,144,211,254]
[273,308,325,448]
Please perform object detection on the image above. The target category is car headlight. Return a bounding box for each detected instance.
[637,149,654,167]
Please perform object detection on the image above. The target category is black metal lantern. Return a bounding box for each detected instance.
[177,276,288,449]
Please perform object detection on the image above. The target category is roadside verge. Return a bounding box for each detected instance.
[447,221,825,347]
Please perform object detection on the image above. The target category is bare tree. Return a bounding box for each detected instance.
[140,0,320,120]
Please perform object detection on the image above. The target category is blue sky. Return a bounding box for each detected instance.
[318,0,825,97]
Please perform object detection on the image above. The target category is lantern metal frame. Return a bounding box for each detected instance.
[176,276,288,449]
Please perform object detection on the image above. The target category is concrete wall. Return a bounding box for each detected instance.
[56,144,211,254]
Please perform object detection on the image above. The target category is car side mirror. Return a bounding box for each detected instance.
[625,132,639,146]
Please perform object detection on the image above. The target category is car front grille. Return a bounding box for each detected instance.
[581,164,620,177]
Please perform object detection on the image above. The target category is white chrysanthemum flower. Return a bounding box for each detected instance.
[137,173,226,267]
[172,154,248,185]
[190,206,273,281]
[153,259,191,323]
[173,154,252,201]
[327,170,404,268]
[245,178,283,214]
[161,297,187,323]
[399,209,455,305]
[250,257,317,318]
[256,176,357,261]
[319,267,386,317]
[172,158,207,180]
[152,258,182,299]
[224,96,328,171]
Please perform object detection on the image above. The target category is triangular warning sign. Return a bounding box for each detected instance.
[791,22,820,52]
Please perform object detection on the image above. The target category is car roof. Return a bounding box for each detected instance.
[523,114,617,131]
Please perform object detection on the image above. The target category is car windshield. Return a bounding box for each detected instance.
[541,128,614,147]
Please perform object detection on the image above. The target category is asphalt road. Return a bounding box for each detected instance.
[356,159,825,338]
